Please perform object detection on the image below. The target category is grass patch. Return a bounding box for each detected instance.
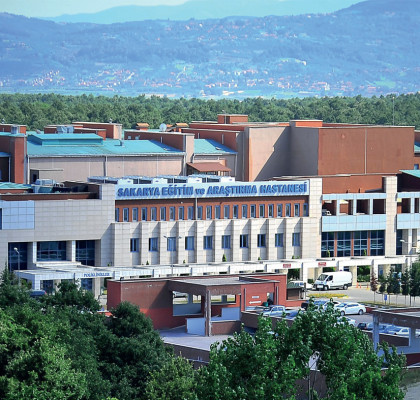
[309,293,348,299]
[401,367,420,387]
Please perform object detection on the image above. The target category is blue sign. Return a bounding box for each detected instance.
[116,180,309,200]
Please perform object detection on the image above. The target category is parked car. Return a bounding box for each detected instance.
[357,322,369,330]
[338,316,356,326]
[284,309,300,319]
[384,326,410,336]
[29,289,47,298]
[262,305,287,317]
[364,322,391,332]
[301,299,340,311]
[336,302,366,316]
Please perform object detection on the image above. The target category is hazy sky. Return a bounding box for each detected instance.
[0,0,364,18]
[0,0,188,18]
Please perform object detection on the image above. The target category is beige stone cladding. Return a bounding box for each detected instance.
[0,185,115,272]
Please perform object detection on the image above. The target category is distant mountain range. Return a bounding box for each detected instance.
[47,0,363,24]
[0,0,419,99]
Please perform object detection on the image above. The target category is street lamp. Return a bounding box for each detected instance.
[13,247,21,287]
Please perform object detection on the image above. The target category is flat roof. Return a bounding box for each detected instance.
[401,170,420,178]
[27,133,183,156]
[194,139,236,155]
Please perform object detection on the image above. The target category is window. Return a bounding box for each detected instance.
[285,204,291,217]
[37,241,66,261]
[221,235,231,249]
[268,204,274,218]
[275,233,283,247]
[353,231,368,256]
[206,206,212,219]
[115,208,120,222]
[250,205,256,218]
[257,234,266,247]
[259,204,265,218]
[132,207,139,222]
[197,206,203,220]
[185,236,194,250]
[233,205,239,219]
[160,207,166,221]
[187,206,194,220]
[303,203,309,217]
[321,232,334,257]
[337,232,351,256]
[396,230,403,255]
[294,204,300,217]
[8,242,28,271]
[215,205,221,219]
[167,237,177,252]
[178,207,185,220]
[123,208,129,222]
[151,207,157,221]
[130,238,139,252]
[169,206,176,221]
[277,204,283,217]
[203,235,213,250]
[240,234,249,248]
[76,240,95,266]
[242,204,248,218]
[224,205,230,219]
[149,237,158,252]
[141,207,147,221]
[292,233,300,247]
[370,230,384,256]
[415,164,419,170]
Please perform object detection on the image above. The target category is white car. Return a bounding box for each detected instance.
[384,326,410,336]
[337,316,356,326]
[262,305,286,317]
[336,302,366,316]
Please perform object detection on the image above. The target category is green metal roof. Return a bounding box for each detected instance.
[0,182,31,190]
[401,170,420,178]
[27,133,183,157]
[194,139,236,155]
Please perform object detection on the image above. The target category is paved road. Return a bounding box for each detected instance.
[306,285,415,308]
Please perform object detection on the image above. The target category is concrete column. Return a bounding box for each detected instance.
[159,222,169,265]
[411,198,415,214]
[214,220,223,263]
[249,219,258,261]
[66,240,76,262]
[205,289,211,336]
[349,265,358,285]
[231,220,240,262]
[267,219,276,260]
[176,221,185,264]
[92,277,101,298]
[372,314,380,350]
[384,176,397,256]
[352,199,357,215]
[368,199,373,215]
[195,221,204,264]
[28,242,37,269]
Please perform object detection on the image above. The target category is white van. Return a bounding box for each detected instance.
[314,271,352,291]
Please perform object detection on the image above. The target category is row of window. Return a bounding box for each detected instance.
[321,230,385,257]
[130,233,301,252]
[8,240,96,270]
[117,202,308,222]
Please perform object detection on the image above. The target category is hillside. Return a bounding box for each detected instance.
[47,0,363,24]
[0,0,419,98]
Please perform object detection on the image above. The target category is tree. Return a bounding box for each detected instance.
[195,304,405,400]
[409,262,420,306]
[43,280,100,312]
[370,268,378,303]
[379,273,387,303]
[145,355,197,400]
[401,268,411,305]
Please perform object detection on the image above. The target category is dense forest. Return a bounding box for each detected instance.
[1,93,420,131]
[0,271,406,400]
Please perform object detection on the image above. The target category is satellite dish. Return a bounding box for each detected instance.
[159,123,167,132]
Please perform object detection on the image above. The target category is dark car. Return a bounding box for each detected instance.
[357,322,370,330]
[29,289,47,298]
